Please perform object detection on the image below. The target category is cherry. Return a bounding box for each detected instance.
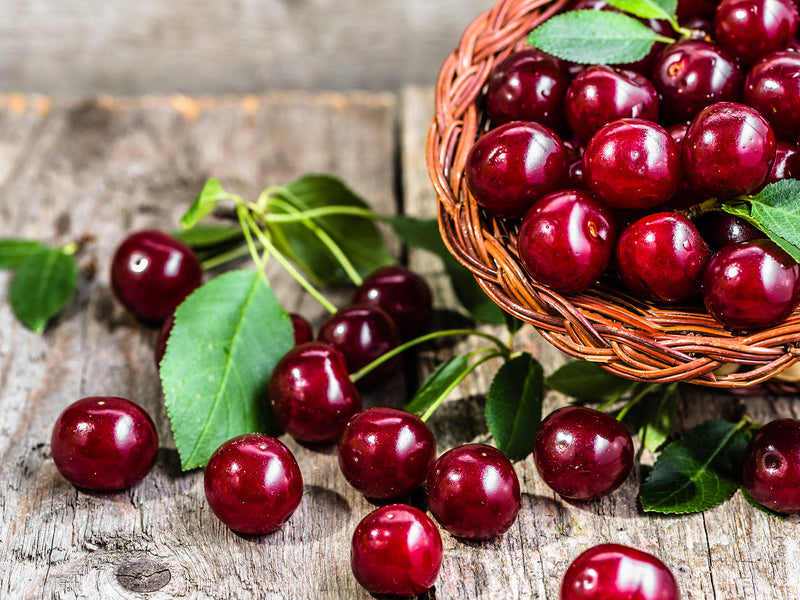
[268,342,362,443]
[426,443,521,540]
[485,48,570,132]
[565,66,659,144]
[764,141,800,185]
[744,51,800,142]
[561,543,680,600]
[677,0,719,21]
[316,305,401,388]
[534,406,633,501]
[465,121,569,218]
[289,313,313,345]
[614,213,711,303]
[350,265,433,339]
[715,0,798,66]
[659,124,707,210]
[51,396,159,491]
[695,212,764,251]
[701,239,800,330]
[338,407,436,500]
[682,102,776,198]
[203,433,303,535]
[517,189,616,294]
[584,119,681,210]
[154,312,175,367]
[110,230,203,324]
[350,503,443,597]
[743,418,800,514]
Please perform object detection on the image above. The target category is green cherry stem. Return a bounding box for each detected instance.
[200,243,255,270]
[616,382,661,422]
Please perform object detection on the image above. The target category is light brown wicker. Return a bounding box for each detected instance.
[426,0,800,390]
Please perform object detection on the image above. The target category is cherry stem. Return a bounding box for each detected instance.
[616,382,661,422]
[596,380,639,411]
[200,243,255,270]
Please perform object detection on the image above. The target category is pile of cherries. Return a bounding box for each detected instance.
[468,0,800,331]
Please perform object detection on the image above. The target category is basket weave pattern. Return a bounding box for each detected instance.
[426,0,800,389]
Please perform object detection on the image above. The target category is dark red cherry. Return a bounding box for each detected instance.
[661,124,707,210]
[744,51,800,142]
[485,48,570,132]
[764,141,800,185]
[518,189,616,294]
[715,0,798,66]
[338,407,436,500]
[584,119,681,210]
[702,239,800,329]
[316,305,401,388]
[350,504,443,597]
[51,396,159,491]
[289,313,313,345]
[682,102,776,198]
[350,265,433,339]
[678,0,720,21]
[534,406,634,501]
[561,543,680,600]
[204,433,303,535]
[154,312,175,367]
[743,418,800,514]
[426,443,521,540]
[465,121,569,218]
[695,212,764,251]
[111,230,203,324]
[268,342,362,442]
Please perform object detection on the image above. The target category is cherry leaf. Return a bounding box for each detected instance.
[404,354,471,415]
[606,0,677,21]
[545,360,632,401]
[638,383,679,452]
[9,248,77,334]
[181,178,228,230]
[0,239,47,269]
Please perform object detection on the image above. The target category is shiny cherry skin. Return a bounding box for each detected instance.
[485,48,570,132]
[518,189,616,294]
[289,313,313,345]
[534,406,634,501]
[682,102,776,198]
[338,407,436,500]
[51,396,159,491]
[702,239,800,330]
[350,503,443,597]
[743,419,800,514]
[204,433,303,535]
[561,543,680,600]
[652,40,743,124]
[764,141,800,185]
[661,124,706,210]
[565,66,659,144]
[715,0,798,66]
[111,229,203,324]
[615,213,711,303]
[744,51,800,142]
[350,265,433,339]
[268,342,362,442]
[695,212,764,251]
[584,119,681,210]
[316,304,401,388]
[426,443,521,540]
[465,121,569,218]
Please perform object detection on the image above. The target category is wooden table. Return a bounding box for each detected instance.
[0,89,798,599]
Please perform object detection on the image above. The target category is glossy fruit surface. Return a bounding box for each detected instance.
[764,141,800,184]
[534,406,633,501]
[744,51,800,141]
[465,121,569,218]
[289,313,313,345]
[338,407,436,500]
[350,503,443,596]
[204,433,303,535]
[426,443,521,539]
[268,342,362,442]
[518,189,616,294]
[682,102,776,197]
[560,543,680,600]
[51,396,159,491]
[615,213,711,303]
[715,0,798,65]
[695,212,764,251]
[111,229,203,324]
[743,418,800,514]
[584,119,681,209]
[702,239,800,329]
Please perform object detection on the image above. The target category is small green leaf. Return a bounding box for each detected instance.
[606,0,677,21]
[545,360,632,401]
[404,354,471,415]
[171,225,244,250]
[181,178,227,230]
[9,248,77,333]
[638,383,679,452]
[527,10,666,65]
[485,353,543,461]
[741,487,788,520]
[640,419,751,514]
[160,270,294,470]
[0,239,48,269]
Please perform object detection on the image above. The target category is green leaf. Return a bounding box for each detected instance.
[181,178,227,230]
[741,487,788,520]
[606,0,677,21]
[0,239,48,269]
[527,10,666,65]
[160,270,294,470]
[387,216,505,325]
[640,420,751,514]
[638,383,679,452]
[267,175,393,285]
[485,353,543,461]
[404,354,471,415]
[171,225,244,250]
[545,360,632,401]
[9,248,77,333]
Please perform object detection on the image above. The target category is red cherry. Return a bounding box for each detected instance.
[289,313,313,345]
[743,418,800,514]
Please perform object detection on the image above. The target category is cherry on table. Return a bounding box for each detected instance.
[743,418,800,514]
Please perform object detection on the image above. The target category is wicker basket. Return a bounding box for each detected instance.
[426,0,800,390]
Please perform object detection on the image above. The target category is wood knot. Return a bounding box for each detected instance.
[115,559,171,593]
